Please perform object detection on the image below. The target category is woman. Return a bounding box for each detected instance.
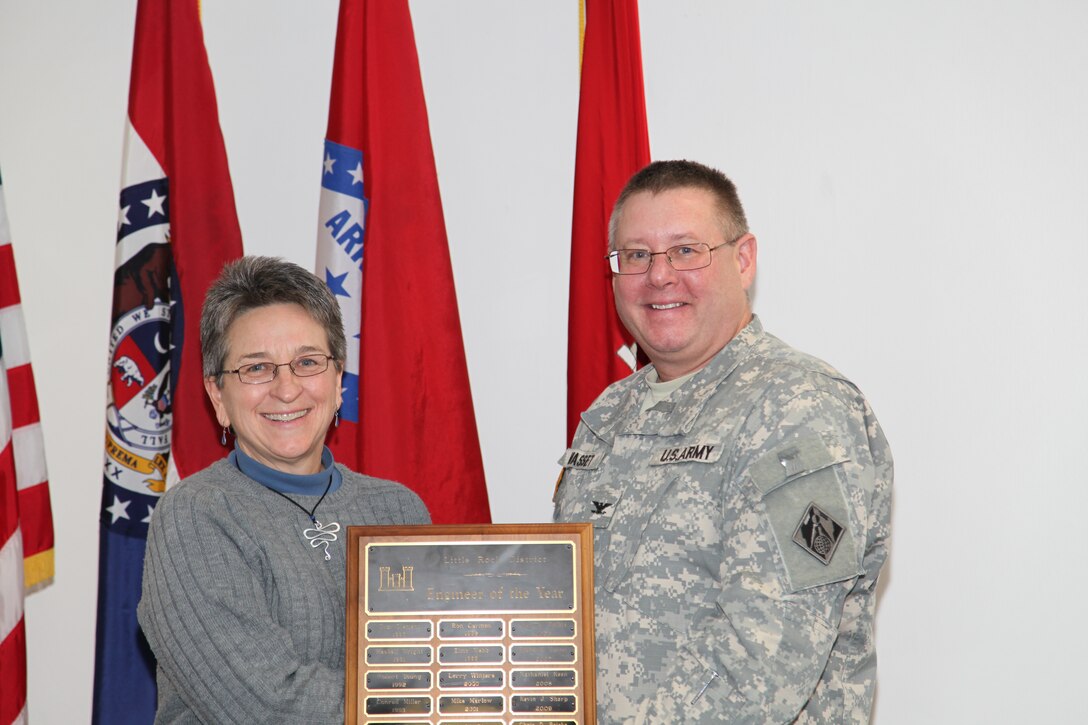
[138,256,430,723]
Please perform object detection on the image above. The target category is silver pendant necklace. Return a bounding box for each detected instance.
[268,475,341,561]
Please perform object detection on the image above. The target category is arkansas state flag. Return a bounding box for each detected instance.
[93,1,243,722]
[0,169,55,725]
[567,0,651,442]
[317,0,490,524]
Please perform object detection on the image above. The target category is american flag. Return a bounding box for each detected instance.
[0,169,55,725]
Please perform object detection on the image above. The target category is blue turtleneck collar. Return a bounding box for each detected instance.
[229,445,343,495]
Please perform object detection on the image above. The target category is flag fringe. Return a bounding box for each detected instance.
[24,548,54,591]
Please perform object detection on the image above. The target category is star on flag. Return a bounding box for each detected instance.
[325,268,351,297]
[348,162,364,185]
[106,496,131,524]
[142,188,166,218]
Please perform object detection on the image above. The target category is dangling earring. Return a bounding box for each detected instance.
[220,426,229,446]
[334,408,340,428]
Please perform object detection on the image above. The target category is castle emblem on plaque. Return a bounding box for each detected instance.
[378,565,415,592]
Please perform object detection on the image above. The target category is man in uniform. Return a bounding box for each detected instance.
[554,160,892,723]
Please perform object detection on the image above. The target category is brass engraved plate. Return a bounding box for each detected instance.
[437,695,505,714]
[364,696,432,715]
[509,645,577,664]
[366,619,433,640]
[438,645,504,665]
[511,695,578,713]
[365,670,432,691]
[439,619,504,639]
[510,669,577,688]
[365,542,576,614]
[510,619,576,639]
[438,670,504,689]
[366,645,432,666]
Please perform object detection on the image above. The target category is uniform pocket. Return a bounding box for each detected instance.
[554,447,622,528]
[749,431,861,592]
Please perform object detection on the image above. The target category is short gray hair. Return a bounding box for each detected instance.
[200,256,347,383]
[607,160,749,250]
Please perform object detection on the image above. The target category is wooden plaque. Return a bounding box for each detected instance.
[346,524,596,725]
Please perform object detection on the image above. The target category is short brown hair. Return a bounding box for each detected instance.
[200,256,346,384]
[608,160,749,249]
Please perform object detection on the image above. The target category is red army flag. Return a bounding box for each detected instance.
[567,0,651,442]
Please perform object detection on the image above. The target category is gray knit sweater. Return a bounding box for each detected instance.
[137,459,430,724]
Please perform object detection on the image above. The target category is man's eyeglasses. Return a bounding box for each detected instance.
[216,354,336,385]
[606,240,736,275]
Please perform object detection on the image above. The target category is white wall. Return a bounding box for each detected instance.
[2,1,1086,722]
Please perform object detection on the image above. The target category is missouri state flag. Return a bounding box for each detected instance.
[93,1,243,722]
[316,0,490,524]
[0,169,55,725]
[567,0,651,442]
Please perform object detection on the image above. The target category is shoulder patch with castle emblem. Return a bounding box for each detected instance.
[792,502,845,565]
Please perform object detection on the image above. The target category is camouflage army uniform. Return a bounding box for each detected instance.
[554,317,892,724]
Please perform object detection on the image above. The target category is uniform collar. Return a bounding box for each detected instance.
[580,316,765,441]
